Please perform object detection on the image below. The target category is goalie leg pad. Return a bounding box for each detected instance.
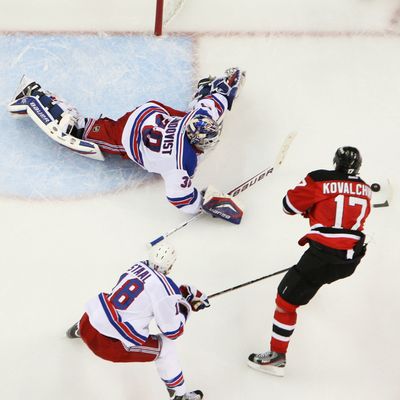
[8,76,104,161]
[202,186,244,224]
[9,95,104,161]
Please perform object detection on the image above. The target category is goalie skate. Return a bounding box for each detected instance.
[8,75,40,117]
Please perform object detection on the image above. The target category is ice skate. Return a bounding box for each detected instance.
[247,351,286,377]
[11,75,40,101]
[168,389,203,400]
[66,322,80,339]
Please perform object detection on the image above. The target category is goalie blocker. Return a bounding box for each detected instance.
[201,186,244,224]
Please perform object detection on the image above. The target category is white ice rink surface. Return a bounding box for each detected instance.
[1,1,400,399]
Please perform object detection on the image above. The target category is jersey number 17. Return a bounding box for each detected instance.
[333,195,368,230]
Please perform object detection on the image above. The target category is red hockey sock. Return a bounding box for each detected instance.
[270,294,298,354]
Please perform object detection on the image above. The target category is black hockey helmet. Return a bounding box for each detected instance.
[333,146,362,175]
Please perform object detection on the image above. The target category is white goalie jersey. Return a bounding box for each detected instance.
[84,261,189,348]
[121,94,228,214]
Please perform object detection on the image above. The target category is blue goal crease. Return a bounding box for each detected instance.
[0,34,194,199]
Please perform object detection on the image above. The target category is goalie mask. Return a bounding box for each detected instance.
[148,242,177,275]
[185,115,221,151]
[333,146,362,176]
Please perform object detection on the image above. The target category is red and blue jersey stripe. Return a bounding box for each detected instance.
[175,110,196,171]
[98,293,148,346]
[167,188,198,209]
[151,267,181,296]
[162,322,185,340]
[129,105,165,166]
[204,94,226,116]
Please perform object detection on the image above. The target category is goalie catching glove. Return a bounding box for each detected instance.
[201,185,244,224]
[193,67,246,110]
[180,285,210,312]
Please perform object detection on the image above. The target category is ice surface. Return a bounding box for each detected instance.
[1,2,400,400]
[0,34,194,198]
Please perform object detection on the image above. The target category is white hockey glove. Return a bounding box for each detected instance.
[201,185,244,225]
[180,284,210,312]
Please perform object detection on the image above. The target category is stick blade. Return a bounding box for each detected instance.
[372,179,392,208]
[274,131,297,168]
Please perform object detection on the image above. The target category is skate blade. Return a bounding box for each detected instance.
[9,111,28,118]
[247,360,285,377]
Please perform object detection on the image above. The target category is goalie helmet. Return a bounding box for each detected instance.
[333,146,362,175]
[148,242,177,275]
[185,115,221,151]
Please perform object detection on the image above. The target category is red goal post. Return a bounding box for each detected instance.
[154,0,185,35]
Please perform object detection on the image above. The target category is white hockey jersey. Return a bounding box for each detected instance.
[85,261,189,348]
[121,94,228,214]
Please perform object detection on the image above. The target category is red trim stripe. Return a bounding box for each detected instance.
[101,294,147,345]
[132,106,165,163]
[165,323,185,340]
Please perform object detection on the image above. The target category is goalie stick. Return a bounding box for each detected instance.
[208,267,290,299]
[148,132,297,246]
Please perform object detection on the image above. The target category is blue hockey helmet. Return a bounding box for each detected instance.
[185,115,221,151]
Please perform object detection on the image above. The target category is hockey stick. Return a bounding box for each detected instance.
[208,267,290,299]
[372,179,392,208]
[148,132,297,246]
[149,133,297,246]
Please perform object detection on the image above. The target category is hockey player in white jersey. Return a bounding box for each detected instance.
[66,243,209,400]
[8,68,245,224]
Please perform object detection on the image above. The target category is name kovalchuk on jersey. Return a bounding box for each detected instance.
[283,169,371,251]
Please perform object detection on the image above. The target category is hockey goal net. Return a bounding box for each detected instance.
[154,0,185,35]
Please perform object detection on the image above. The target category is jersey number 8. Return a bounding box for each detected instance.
[109,278,144,310]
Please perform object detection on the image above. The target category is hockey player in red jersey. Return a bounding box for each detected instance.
[66,243,209,400]
[8,68,245,224]
[248,147,371,377]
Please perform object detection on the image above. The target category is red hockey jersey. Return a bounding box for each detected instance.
[283,170,371,250]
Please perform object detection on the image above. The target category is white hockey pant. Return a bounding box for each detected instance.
[155,335,187,396]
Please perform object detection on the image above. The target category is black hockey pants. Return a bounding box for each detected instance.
[277,240,366,306]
